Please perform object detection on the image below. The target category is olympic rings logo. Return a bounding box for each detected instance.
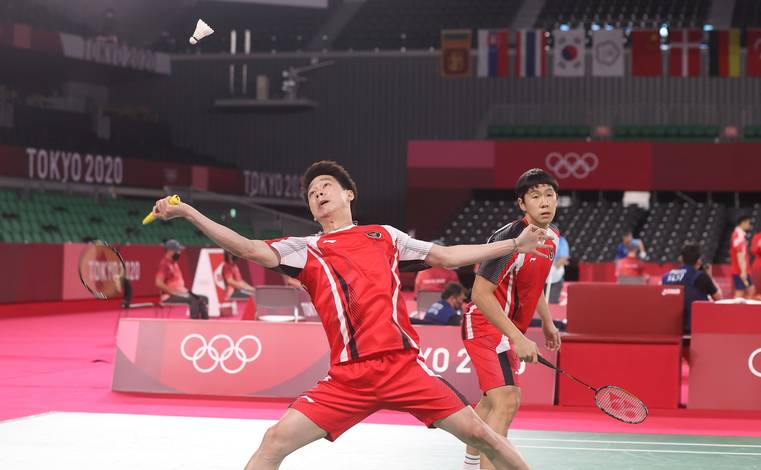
[749,348,761,378]
[545,152,599,179]
[180,334,262,374]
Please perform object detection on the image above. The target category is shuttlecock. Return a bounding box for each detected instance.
[189,19,214,45]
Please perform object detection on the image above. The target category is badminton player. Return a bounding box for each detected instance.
[151,160,549,470]
[461,169,562,470]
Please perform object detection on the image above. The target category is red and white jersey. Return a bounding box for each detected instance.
[730,227,749,275]
[266,224,433,365]
[462,217,559,340]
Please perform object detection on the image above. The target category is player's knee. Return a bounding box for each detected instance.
[489,387,521,419]
[258,424,291,460]
[462,417,497,449]
[491,390,521,420]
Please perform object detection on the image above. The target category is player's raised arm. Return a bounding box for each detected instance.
[425,224,549,269]
[152,196,280,268]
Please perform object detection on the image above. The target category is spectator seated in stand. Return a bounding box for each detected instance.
[422,282,466,326]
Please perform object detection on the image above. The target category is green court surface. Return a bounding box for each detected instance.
[511,430,761,470]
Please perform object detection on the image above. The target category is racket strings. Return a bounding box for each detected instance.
[595,386,648,424]
[79,241,126,299]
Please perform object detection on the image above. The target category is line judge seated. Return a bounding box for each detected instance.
[155,239,209,319]
[222,250,256,300]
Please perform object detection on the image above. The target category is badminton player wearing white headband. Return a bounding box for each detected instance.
[152,161,549,470]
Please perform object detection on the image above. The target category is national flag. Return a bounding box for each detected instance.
[515,29,546,77]
[669,29,702,77]
[477,29,509,77]
[591,28,624,76]
[708,29,740,77]
[746,28,761,77]
[440,29,472,78]
[553,29,585,77]
[630,29,663,76]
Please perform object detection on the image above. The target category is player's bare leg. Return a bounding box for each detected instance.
[438,406,530,470]
[477,386,522,470]
[244,408,327,470]
[464,395,493,468]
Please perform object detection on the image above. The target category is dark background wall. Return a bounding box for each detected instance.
[111,51,761,229]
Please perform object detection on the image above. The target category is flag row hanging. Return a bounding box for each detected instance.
[441,28,759,78]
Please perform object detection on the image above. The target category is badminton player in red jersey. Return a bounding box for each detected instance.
[152,161,549,470]
[461,169,562,470]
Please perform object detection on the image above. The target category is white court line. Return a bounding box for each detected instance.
[512,437,761,448]
[517,445,761,456]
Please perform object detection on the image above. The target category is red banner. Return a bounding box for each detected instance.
[493,141,653,190]
[408,140,761,192]
[113,319,558,405]
[690,302,761,410]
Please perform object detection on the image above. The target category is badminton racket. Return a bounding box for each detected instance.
[78,239,127,300]
[537,355,648,424]
[79,194,180,299]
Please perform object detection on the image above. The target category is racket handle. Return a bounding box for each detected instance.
[142,195,181,225]
[537,355,556,369]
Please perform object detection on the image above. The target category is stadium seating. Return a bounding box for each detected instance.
[639,202,724,264]
[613,125,720,141]
[0,189,254,246]
[440,199,646,262]
[487,124,722,142]
[438,197,757,265]
[744,126,761,140]
[536,0,711,30]
[333,0,522,51]
[488,124,591,140]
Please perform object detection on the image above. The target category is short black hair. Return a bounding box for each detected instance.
[737,213,752,226]
[441,282,465,300]
[515,168,559,201]
[681,241,702,266]
[301,160,358,206]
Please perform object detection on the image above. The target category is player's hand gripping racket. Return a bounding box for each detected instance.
[537,355,648,424]
[143,194,181,224]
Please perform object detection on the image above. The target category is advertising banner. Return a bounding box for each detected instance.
[113,319,558,405]
[690,302,761,410]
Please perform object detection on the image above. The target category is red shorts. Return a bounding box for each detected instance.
[463,334,521,394]
[291,349,468,441]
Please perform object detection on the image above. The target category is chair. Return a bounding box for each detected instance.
[254,286,302,322]
[415,290,442,319]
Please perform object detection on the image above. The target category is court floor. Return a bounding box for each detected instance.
[2,412,760,470]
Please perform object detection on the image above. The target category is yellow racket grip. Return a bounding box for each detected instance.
[142,194,181,225]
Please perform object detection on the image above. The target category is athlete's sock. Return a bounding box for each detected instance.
[463,453,480,469]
